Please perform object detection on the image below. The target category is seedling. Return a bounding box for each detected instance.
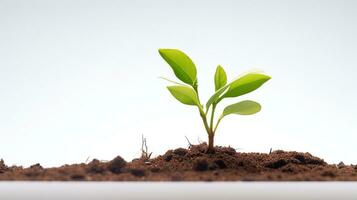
[159,49,271,153]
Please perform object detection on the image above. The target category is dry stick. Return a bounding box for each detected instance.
[185,136,193,148]
[85,156,91,164]
[141,134,145,154]
[197,136,203,144]
[141,134,152,160]
[141,135,144,157]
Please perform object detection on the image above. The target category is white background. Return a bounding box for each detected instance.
[0,0,356,167]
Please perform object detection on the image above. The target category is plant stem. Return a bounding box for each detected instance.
[209,104,216,132]
[193,83,201,104]
[193,83,215,153]
[199,102,215,153]
[207,133,214,153]
[199,106,211,136]
[207,104,217,153]
[213,116,223,133]
[194,84,211,137]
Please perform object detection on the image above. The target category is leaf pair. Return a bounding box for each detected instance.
[206,69,271,110]
[213,65,263,118]
[159,49,201,109]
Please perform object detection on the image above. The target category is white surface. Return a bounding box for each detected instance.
[0,182,356,200]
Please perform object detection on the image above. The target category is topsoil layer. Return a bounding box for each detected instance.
[1,143,357,181]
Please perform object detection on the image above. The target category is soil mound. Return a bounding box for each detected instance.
[0,159,8,173]
[0,144,356,181]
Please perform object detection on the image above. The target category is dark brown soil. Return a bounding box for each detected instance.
[1,144,357,181]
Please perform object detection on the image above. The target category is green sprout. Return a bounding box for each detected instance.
[159,49,271,153]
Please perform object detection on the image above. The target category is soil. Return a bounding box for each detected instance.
[1,143,357,181]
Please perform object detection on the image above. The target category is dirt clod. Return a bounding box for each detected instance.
[107,156,126,174]
[0,159,7,173]
[130,168,146,177]
[173,148,188,156]
[337,162,345,169]
[30,163,43,170]
[193,158,208,171]
[265,159,288,169]
[87,159,106,173]
[71,174,86,180]
[163,151,173,162]
[208,163,218,170]
[24,165,44,177]
[214,159,227,169]
[321,170,337,178]
[150,167,160,173]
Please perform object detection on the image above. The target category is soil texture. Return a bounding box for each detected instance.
[1,144,357,181]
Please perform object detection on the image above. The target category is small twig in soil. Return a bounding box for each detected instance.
[85,156,91,164]
[140,134,152,161]
[197,136,203,144]
[185,136,193,148]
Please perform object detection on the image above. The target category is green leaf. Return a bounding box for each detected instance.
[206,83,230,110]
[222,100,261,117]
[159,49,197,86]
[223,73,270,98]
[214,65,227,91]
[159,76,186,86]
[167,85,199,106]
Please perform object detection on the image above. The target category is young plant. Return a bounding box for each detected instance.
[159,49,271,153]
